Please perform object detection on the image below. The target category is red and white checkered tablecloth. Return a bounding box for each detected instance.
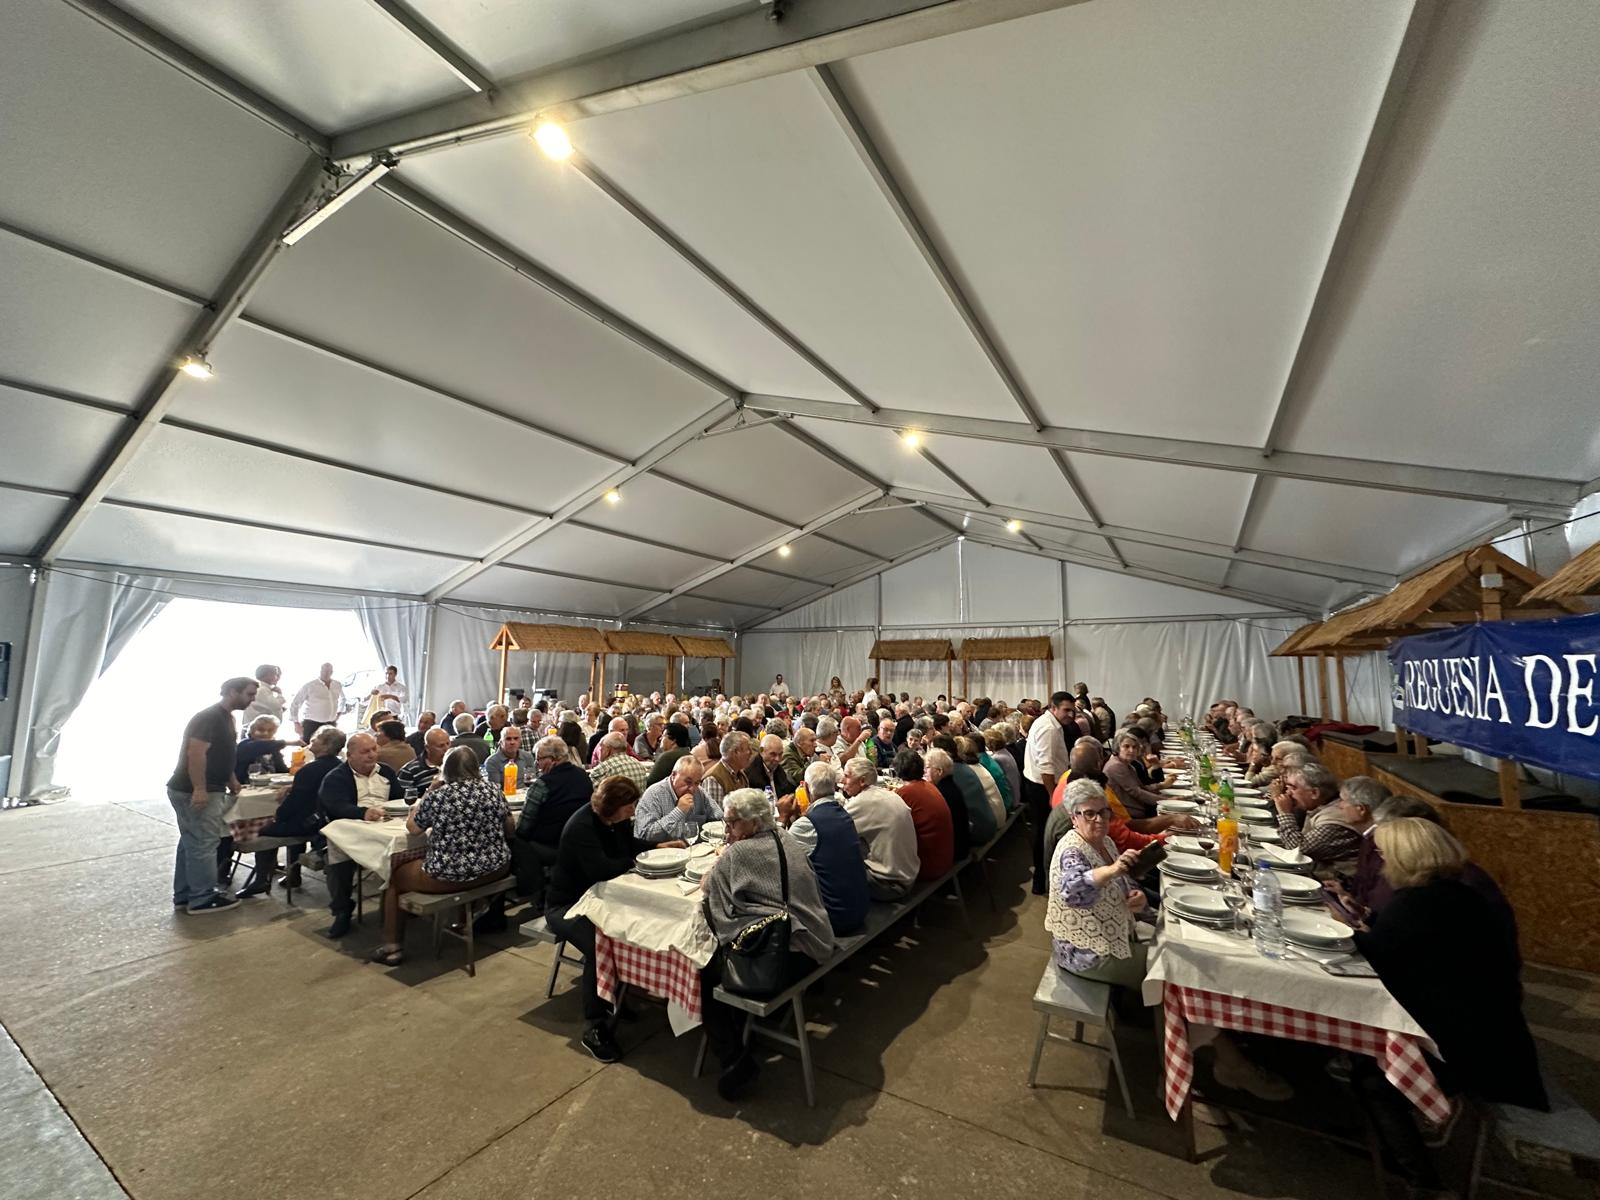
[594,930,703,1032]
[1161,982,1451,1124]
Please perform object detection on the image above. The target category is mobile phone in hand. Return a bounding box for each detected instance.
[1129,842,1167,877]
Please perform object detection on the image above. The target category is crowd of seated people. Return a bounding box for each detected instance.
[170,672,1544,1164]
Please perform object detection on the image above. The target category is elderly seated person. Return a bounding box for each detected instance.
[838,757,919,900]
[448,712,491,766]
[1273,762,1364,870]
[483,725,538,791]
[399,725,450,795]
[890,750,954,880]
[645,720,693,785]
[786,761,870,935]
[369,747,512,967]
[234,715,289,784]
[1104,731,1171,819]
[634,757,719,842]
[703,731,755,807]
[318,732,404,938]
[782,726,817,784]
[546,778,667,1064]
[589,730,651,791]
[698,788,836,1099]
[921,747,973,862]
[957,737,1007,829]
[473,703,510,742]
[983,727,1022,810]
[1048,782,1149,987]
[373,720,414,772]
[936,736,999,846]
[974,733,1015,812]
[746,733,794,800]
[237,724,342,897]
[634,712,667,761]
[513,735,595,906]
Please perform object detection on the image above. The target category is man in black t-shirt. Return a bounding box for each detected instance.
[167,677,258,914]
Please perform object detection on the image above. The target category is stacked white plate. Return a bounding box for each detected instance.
[683,845,717,884]
[1157,798,1199,816]
[1165,886,1235,927]
[1281,910,1355,951]
[1253,844,1314,873]
[1166,834,1217,856]
[635,847,690,878]
[1270,870,1326,903]
[382,800,412,818]
[1243,823,1283,844]
[1238,807,1276,825]
[701,821,727,844]
[1159,851,1220,884]
[1232,786,1264,798]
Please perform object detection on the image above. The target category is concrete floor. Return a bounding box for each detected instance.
[2,795,1596,1200]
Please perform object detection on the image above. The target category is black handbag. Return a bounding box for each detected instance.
[718,831,793,998]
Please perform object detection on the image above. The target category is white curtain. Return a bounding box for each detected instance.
[738,629,877,697]
[426,603,505,714]
[354,597,431,722]
[21,568,170,797]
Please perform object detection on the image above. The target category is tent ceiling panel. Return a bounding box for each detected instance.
[979,519,1109,561]
[397,144,849,403]
[506,524,716,592]
[1276,2,1600,480]
[448,565,656,617]
[2,3,312,294]
[1061,454,1254,546]
[791,421,958,495]
[1245,477,1509,576]
[960,540,1062,624]
[1116,545,1232,588]
[916,434,1090,517]
[246,190,721,459]
[60,504,452,593]
[0,386,127,494]
[686,567,818,612]
[1065,562,1284,621]
[107,426,527,555]
[570,70,1019,419]
[638,594,754,630]
[405,0,760,84]
[833,1,1412,441]
[572,473,789,561]
[0,487,68,556]
[110,0,469,132]
[0,234,198,408]
[743,533,879,586]
[1225,562,1343,610]
[656,421,868,503]
[840,506,952,562]
[180,323,617,503]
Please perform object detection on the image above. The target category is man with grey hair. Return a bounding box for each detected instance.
[588,730,651,791]
[747,733,794,800]
[1274,761,1362,868]
[704,731,754,808]
[483,725,538,791]
[633,756,717,843]
[815,716,842,765]
[449,711,491,766]
[838,756,919,900]
[785,762,870,934]
[589,716,631,764]
[634,711,667,761]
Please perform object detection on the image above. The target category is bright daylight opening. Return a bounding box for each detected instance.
[55,598,378,800]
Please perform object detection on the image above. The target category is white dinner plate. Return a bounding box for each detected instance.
[1254,845,1313,870]
[1167,835,1217,856]
[1166,887,1232,920]
[1231,786,1263,797]
[1281,910,1354,946]
[1163,852,1220,877]
[1244,825,1282,843]
[1157,799,1199,814]
[701,821,726,841]
[636,847,690,871]
[1269,870,1323,896]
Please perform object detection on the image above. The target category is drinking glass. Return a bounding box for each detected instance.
[1222,880,1248,934]
[683,820,699,846]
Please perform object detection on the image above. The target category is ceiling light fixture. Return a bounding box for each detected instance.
[1006,519,1023,533]
[899,430,921,449]
[179,355,214,380]
[533,121,573,160]
[604,488,622,505]
[777,543,792,557]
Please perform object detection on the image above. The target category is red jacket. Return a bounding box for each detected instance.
[897,780,955,880]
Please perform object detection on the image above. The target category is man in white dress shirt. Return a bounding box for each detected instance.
[1022,691,1073,896]
[290,663,344,743]
[370,665,409,721]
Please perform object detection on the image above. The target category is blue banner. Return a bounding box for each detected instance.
[1388,612,1600,780]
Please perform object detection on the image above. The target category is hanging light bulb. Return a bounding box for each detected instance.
[604,488,622,505]
[1006,519,1023,533]
[179,355,214,379]
[777,544,792,557]
[533,121,573,160]
[899,430,921,449]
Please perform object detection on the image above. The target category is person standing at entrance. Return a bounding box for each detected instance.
[166,677,257,913]
[1022,691,1073,896]
[290,662,344,742]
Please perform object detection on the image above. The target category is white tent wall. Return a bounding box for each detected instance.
[0,566,38,795]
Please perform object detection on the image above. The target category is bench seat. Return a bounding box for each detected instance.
[1377,756,1594,813]
[399,877,515,976]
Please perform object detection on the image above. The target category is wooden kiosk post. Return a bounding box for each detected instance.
[487,622,610,709]
[671,635,738,703]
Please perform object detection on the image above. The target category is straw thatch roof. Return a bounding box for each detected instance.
[674,634,735,658]
[868,638,954,661]
[1525,541,1600,602]
[958,636,1053,661]
[489,622,607,653]
[1299,544,1582,652]
[604,630,683,657]
[1269,622,1326,657]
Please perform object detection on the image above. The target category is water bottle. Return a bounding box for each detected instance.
[1252,864,1285,959]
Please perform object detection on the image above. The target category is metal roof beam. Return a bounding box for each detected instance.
[744,395,1577,513]
[620,489,886,621]
[361,0,495,94]
[36,156,331,562]
[740,536,959,631]
[331,0,1092,163]
[901,488,1397,587]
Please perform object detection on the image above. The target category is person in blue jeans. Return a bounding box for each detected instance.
[166,676,259,914]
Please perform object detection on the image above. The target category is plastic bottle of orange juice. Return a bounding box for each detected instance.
[290,747,307,773]
[502,762,518,796]
[1217,815,1238,875]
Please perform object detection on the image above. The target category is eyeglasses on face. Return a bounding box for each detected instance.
[1072,807,1110,821]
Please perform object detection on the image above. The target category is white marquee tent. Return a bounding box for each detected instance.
[2,0,1597,798]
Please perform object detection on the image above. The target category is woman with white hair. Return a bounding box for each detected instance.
[1047,780,1147,987]
[699,788,835,1100]
[922,747,972,860]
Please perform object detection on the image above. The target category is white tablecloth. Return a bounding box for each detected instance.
[567,872,718,966]
[1142,913,1430,1044]
[223,786,282,824]
[322,819,428,883]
